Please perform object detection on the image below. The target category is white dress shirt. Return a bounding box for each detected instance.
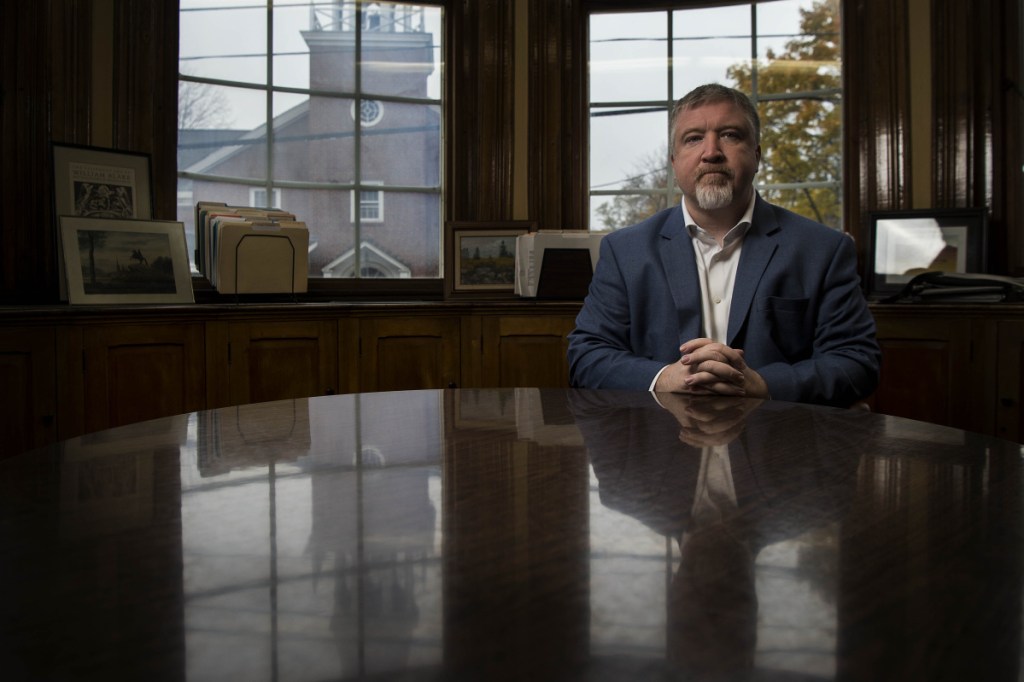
[649,194,757,391]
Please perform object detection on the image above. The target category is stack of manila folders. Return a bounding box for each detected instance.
[195,201,309,294]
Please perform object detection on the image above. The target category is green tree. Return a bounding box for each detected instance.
[593,0,842,230]
[728,0,842,228]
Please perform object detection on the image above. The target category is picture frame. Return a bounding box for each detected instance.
[52,143,154,300]
[59,216,195,304]
[444,221,534,298]
[864,208,988,299]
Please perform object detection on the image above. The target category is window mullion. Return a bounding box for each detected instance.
[266,0,275,206]
[353,1,363,277]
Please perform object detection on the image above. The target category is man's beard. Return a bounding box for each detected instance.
[694,167,734,210]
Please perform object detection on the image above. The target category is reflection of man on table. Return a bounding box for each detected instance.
[569,390,866,677]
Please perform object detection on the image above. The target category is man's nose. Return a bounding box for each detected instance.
[701,135,724,161]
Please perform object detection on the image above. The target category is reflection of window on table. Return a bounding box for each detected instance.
[182,392,444,678]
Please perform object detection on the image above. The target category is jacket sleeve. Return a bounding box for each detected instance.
[567,236,668,390]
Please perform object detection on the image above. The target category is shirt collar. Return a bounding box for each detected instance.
[683,191,757,244]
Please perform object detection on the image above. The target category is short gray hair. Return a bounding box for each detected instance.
[669,83,761,153]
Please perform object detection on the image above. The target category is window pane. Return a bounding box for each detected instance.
[272,2,312,90]
[360,103,442,187]
[591,193,675,233]
[179,1,267,85]
[758,186,841,229]
[360,191,441,277]
[754,0,841,96]
[590,110,668,190]
[361,4,440,98]
[672,6,752,96]
[312,191,439,278]
[179,85,269,184]
[589,12,667,103]
[272,95,353,184]
[178,81,268,136]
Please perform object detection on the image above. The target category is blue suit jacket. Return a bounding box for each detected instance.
[567,197,881,407]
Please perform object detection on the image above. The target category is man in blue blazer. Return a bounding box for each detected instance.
[568,84,880,407]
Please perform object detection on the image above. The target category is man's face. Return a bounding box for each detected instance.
[670,100,761,213]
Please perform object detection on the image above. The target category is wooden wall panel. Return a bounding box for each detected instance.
[931,0,1021,276]
[0,1,92,304]
[82,322,206,433]
[528,0,587,231]
[112,0,179,221]
[480,315,575,387]
[447,0,517,221]
[360,316,461,391]
[842,0,912,263]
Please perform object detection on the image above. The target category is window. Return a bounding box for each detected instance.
[588,0,842,231]
[351,182,383,222]
[250,187,281,209]
[177,1,444,287]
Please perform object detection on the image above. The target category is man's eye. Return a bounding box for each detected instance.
[683,135,702,145]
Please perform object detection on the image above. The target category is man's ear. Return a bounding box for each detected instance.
[755,145,762,170]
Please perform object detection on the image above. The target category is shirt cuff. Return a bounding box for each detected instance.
[649,364,670,392]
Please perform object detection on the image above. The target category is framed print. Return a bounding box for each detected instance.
[865,208,987,299]
[444,221,533,298]
[52,143,153,300]
[59,216,194,304]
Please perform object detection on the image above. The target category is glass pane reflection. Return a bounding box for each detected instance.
[182,393,444,681]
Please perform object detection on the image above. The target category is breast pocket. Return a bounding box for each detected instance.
[757,296,813,359]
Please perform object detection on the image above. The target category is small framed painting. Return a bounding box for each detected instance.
[865,208,987,299]
[444,221,533,298]
[59,216,194,304]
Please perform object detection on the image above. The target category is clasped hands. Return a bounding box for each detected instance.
[654,338,770,399]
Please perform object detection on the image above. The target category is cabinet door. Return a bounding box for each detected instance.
[996,321,1024,443]
[0,327,57,456]
[82,323,205,433]
[871,312,986,432]
[360,316,460,391]
[479,315,576,388]
[208,320,339,408]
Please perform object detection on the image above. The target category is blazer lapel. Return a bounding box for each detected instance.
[658,209,703,342]
[727,197,780,345]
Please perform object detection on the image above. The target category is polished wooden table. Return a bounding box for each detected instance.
[2,388,1022,681]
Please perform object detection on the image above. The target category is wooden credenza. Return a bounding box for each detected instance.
[4,301,1023,458]
[869,304,1024,443]
[0,301,580,457]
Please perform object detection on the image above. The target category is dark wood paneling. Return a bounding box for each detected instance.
[0,1,92,304]
[82,322,206,432]
[842,0,912,261]
[447,0,516,222]
[360,316,461,390]
[212,320,339,407]
[481,315,575,387]
[528,0,587,231]
[0,327,57,457]
[112,0,179,221]
[870,309,993,434]
[931,0,1021,276]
